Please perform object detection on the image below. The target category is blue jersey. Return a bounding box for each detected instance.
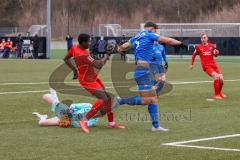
[152,44,168,65]
[129,30,160,62]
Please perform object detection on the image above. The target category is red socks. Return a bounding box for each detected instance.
[105,99,114,123]
[214,79,220,96]
[86,99,104,120]
[85,98,114,123]
[214,79,224,96]
[219,80,224,94]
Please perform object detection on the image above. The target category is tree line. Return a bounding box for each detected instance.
[0,0,239,39]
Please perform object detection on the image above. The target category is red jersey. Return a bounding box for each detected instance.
[191,43,219,69]
[3,41,13,49]
[66,45,97,82]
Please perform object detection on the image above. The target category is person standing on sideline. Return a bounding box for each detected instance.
[66,34,73,51]
[65,34,77,80]
[97,36,106,58]
[2,38,12,59]
[16,34,24,58]
[0,39,5,54]
[32,34,39,59]
[90,35,98,59]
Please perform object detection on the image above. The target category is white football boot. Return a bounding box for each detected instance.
[152,126,169,132]
[50,88,60,104]
[32,112,48,121]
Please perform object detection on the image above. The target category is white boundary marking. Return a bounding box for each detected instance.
[0,79,240,95]
[162,134,240,152]
[0,79,239,86]
[0,86,129,95]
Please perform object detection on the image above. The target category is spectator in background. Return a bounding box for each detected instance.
[90,34,98,59]
[2,38,12,59]
[119,35,127,61]
[0,39,5,54]
[32,34,39,59]
[16,34,24,58]
[65,34,77,80]
[97,36,106,58]
[66,34,73,51]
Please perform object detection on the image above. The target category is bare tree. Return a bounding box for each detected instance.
[0,0,239,39]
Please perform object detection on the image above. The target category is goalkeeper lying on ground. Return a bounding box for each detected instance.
[32,89,99,128]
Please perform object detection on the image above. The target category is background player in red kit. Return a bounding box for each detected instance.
[64,34,124,133]
[190,33,227,99]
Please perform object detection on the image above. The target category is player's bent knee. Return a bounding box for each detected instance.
[219,74,223,80]
[160,75,166,82]
[42,94,54,105]
[156,75,166,83]
[219,78,224,84]
[42,94,51,100]
[93,90,109,102]
[141,96,158,104]
[151,96,158,104]
[212,72,220,80]
[141,98,152,105]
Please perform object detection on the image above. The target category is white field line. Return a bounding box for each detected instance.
[171,79,240,85]
[162,134,240,152]
[0,79,240,86]
[0,89,50,95]
[0,81,115,85]
[0,79,239,95]
[168,144,240,152]
[0,86,128,95]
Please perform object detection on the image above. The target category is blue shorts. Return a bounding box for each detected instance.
[134,66,154,91]
[150,63,165,75]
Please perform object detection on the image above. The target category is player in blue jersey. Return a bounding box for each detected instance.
[151,41,168,94]
[115,21,185,132]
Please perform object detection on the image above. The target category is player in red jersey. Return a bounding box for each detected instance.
[64,34,124,133]
[190,33,227,99]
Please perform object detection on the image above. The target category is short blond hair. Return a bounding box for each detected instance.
[200,33,208,38]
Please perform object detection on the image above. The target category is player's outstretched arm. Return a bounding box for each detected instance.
[159,36,182,46]
[190,51,197,69]
[117,42,131,53]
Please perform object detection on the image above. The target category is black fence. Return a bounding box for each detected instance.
[94,37,240,56]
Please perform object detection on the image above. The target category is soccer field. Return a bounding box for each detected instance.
[0,56,240,160]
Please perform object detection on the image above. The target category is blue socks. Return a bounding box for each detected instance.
[118,96,142,105]
[118,97,160,128]
[148,104,159,128]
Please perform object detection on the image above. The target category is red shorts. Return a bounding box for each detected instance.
[79,78,105,94]
[203,65,221,76]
